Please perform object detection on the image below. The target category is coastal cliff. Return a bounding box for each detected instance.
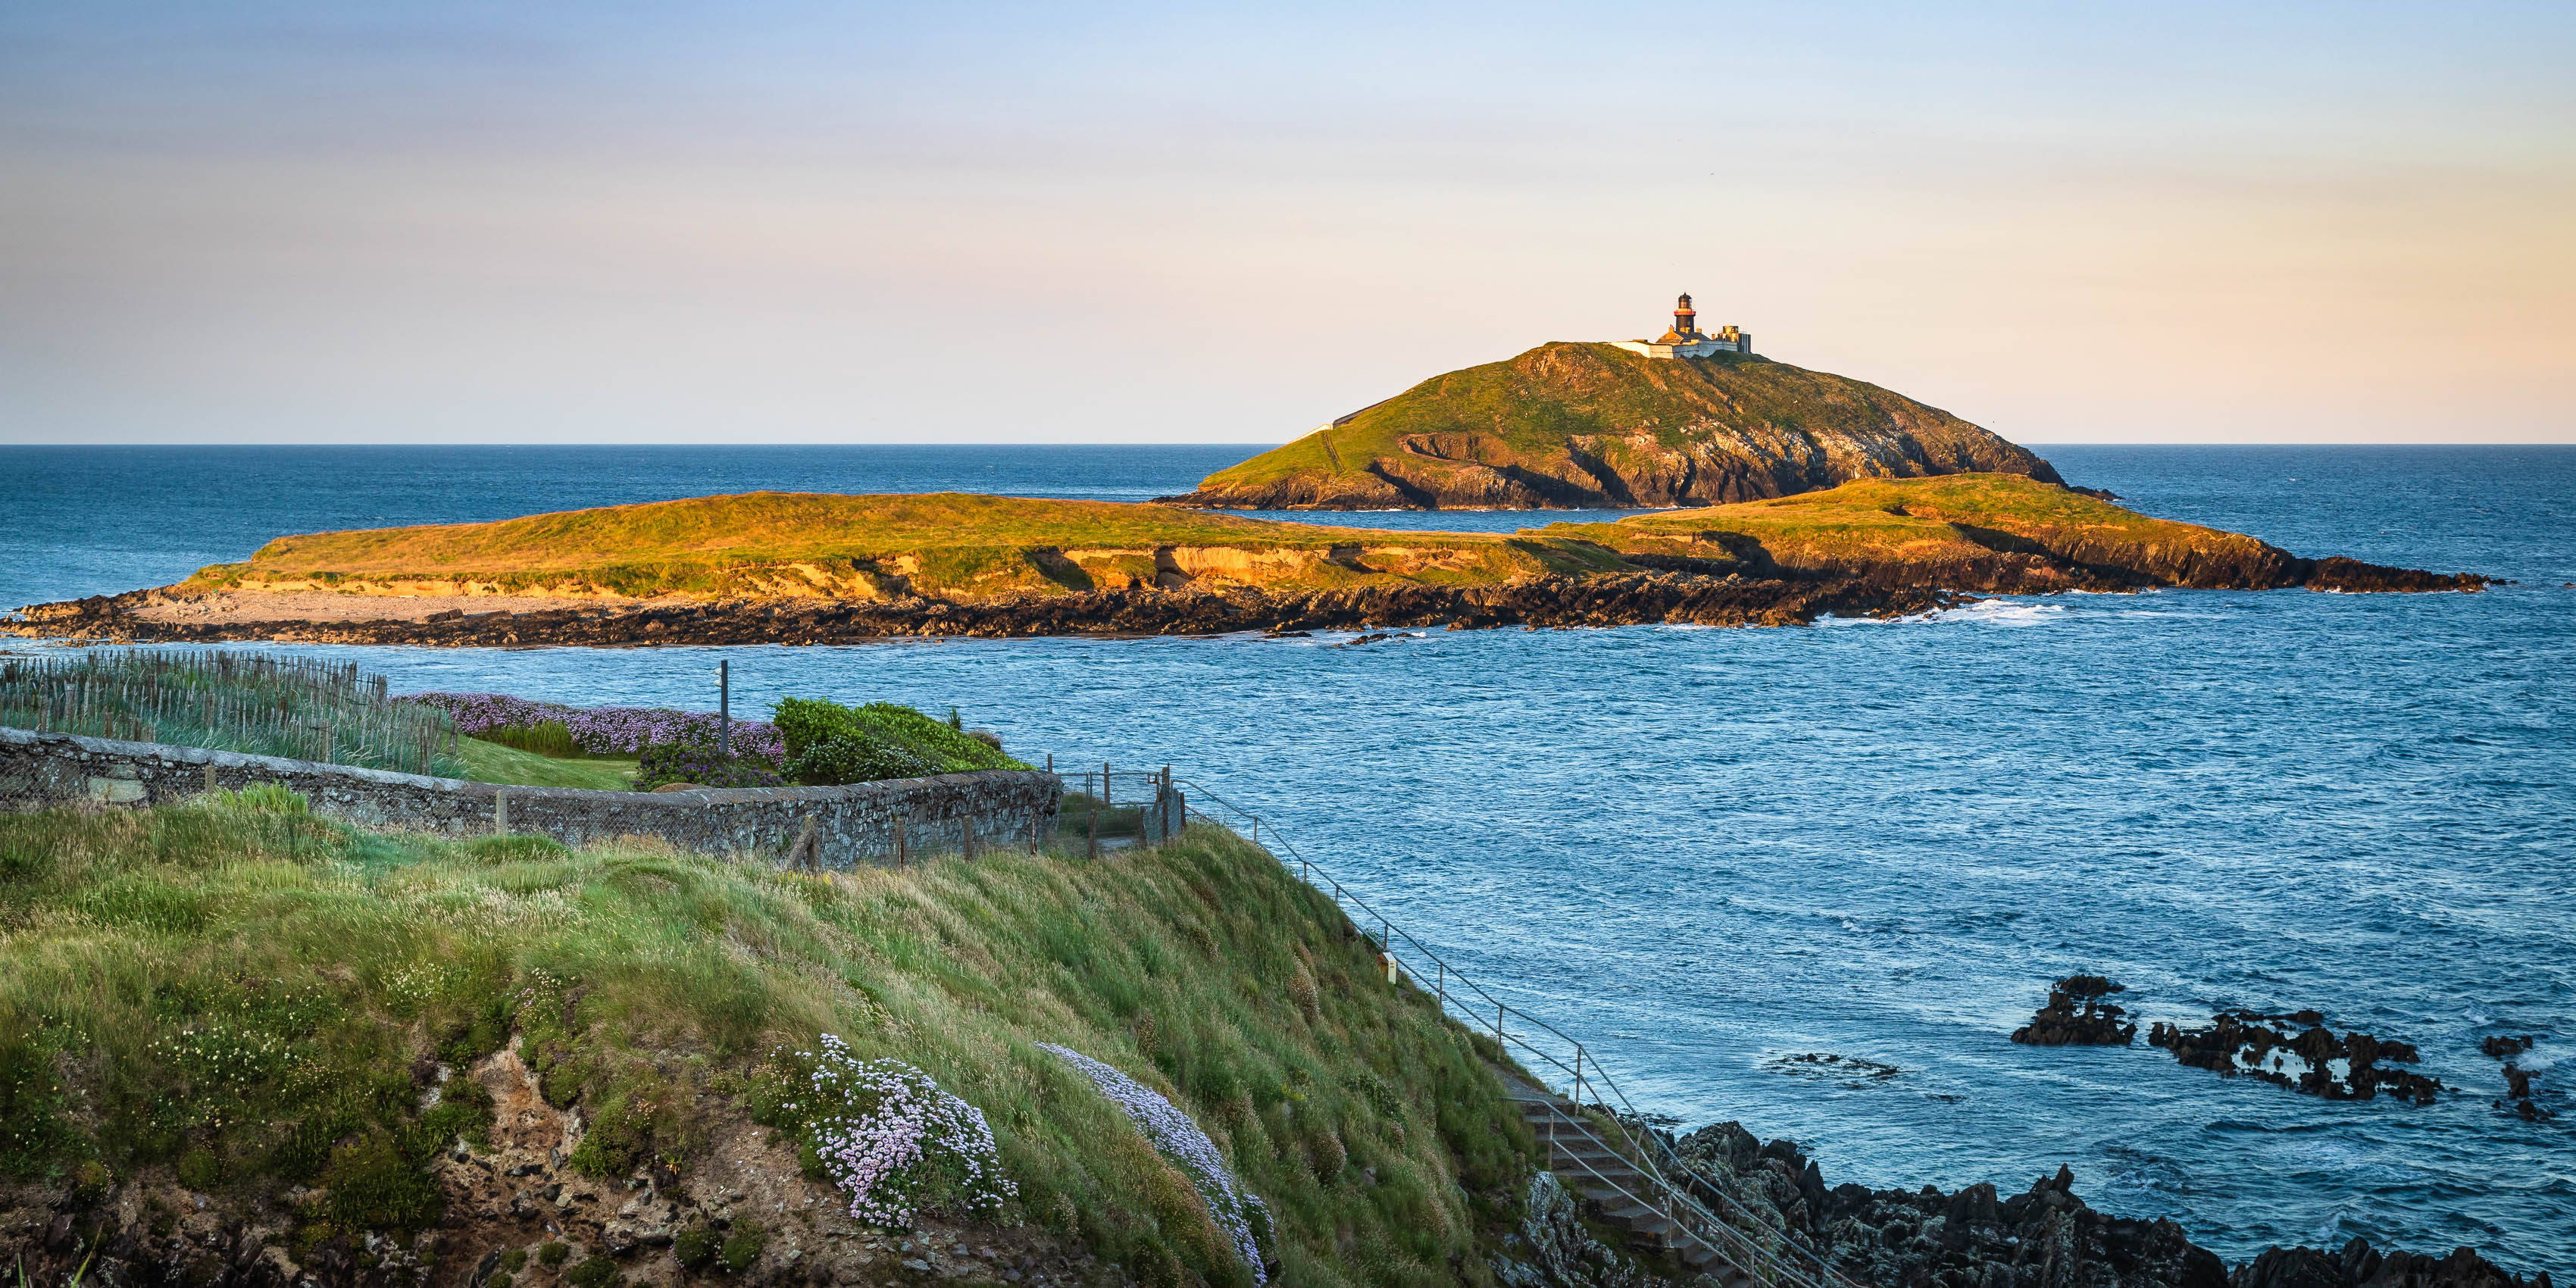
[3,479,2486,646]
[0,802,2549,1288]
[1158,342,2062,511]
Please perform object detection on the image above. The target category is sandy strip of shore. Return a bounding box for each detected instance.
[123,589,681,625]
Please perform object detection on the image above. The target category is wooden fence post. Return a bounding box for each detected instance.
[494,790,509,836]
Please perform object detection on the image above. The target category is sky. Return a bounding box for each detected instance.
[2,1,2571,445]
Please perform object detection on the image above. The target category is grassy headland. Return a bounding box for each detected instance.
[160,477,2345,602]
[172,492,1587,603]
[0,797,1533,1286]
[1164,342,2062,510]
[7,477,2482,646]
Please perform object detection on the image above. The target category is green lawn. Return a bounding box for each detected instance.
[450,736,639,790]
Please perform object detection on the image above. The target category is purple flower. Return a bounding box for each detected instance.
[1038,1043,1268,1281]
[792,1036,1014,1228]
[399,692,783,762]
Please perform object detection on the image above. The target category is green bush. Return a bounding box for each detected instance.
[567,1255,621,1288]
[538,1241,571,1267]
[673,1227,719,1273]
[320,1134,442,1233]
[717,1222,765,1275]
[772,699,1027,787]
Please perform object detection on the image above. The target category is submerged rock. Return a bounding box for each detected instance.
[2479,1034,2555,1121]
[2012,974,2140,1046]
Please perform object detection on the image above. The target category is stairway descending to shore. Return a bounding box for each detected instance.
[1499,1073,1750,1287]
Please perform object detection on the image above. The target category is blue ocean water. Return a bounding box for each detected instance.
[4,445,2571,1271]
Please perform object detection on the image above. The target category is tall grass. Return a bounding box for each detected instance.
[0,651,459,776]
[0,802,1533,1287]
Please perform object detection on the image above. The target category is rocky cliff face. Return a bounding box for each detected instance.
[1165,343,2063,510]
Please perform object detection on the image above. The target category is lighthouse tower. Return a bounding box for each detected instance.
[1610,292,1754,360]
[1664,293,1703,342]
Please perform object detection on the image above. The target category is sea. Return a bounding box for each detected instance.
[4,444,2571,1271]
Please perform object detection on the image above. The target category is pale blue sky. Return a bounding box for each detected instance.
[4,2,2570,444]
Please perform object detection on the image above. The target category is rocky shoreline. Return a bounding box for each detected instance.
[7,574,1964,646]
[1632,1120,2552,1288]
[6,550,2490,649]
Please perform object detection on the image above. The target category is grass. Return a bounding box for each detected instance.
[1541,473,2284,575]
[149,472,2292,608]
[449,737,641,791]
[0,797,1535,1286]
[182,493,1548,602]
[1193,341,2049,496]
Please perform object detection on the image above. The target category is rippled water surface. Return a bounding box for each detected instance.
[5,445,2571,1270]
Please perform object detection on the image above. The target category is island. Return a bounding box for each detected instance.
[9,474,2484,647]
[1159,294,2062,510]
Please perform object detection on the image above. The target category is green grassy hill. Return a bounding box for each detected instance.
[177,492,1577,603]
[1166,342,2061,510]
[90,475,2454,621]
[0,796,1539,1287]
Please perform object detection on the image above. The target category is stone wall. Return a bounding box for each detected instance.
[0,726,1060,869]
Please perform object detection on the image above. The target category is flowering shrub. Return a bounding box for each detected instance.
[1038,1043,1270,1280]
[774,698,1027,786]
[771,1036,1014,1228]
[399,692,784,763]
[633,739,786,790]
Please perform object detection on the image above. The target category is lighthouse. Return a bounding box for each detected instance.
[1668,293,1702,341]
[1610,292,1754,360]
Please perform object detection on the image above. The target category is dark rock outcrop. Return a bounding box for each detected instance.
[2012,975,2140,1046]
[2147,1011,2442,1104]
[1655,1121,2548,1288]
[7,575,1959,647]
[2234,1239,2550,1288]
[1491,1172,1674,1288]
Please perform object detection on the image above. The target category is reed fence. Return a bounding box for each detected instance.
[0,650,460,777]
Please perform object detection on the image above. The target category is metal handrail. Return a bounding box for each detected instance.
[1170,779,1857,1288]
[1525,1098,1832,1288]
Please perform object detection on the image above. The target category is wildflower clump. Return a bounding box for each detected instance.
[767,1036,1013,1228]
[632,736,786,791]
[1038,1043,1270,1281]
[400,692,786,762]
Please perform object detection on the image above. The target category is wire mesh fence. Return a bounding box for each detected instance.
[1172,777,1858,1288]
[1055,765,1187,858]
[0,649,461,777]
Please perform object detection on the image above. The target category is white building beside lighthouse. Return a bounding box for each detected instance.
[1609,293,1752,359]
